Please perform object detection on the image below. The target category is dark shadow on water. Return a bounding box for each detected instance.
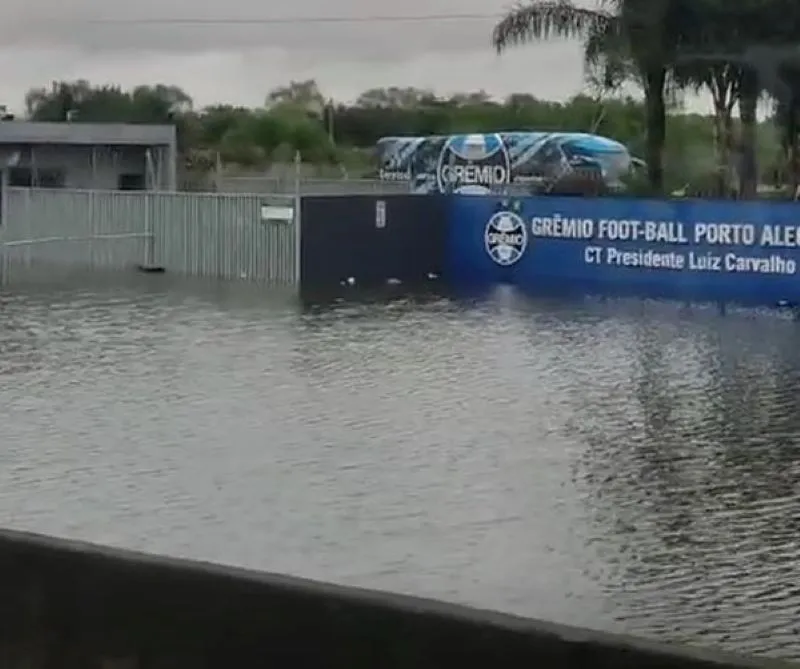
[450,276,800,312]
[298,283,493,314]
[498,281,800,322]
[6,268,800,326]
[296,280,800,331]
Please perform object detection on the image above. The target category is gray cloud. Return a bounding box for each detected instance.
[0,0,707,114]
[5,0,516,55]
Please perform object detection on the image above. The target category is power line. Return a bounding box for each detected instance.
[82,13,502,26]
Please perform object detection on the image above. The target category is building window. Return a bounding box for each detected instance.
[8,167,32,187]
[5,168,65,188]
[36,169,65,188]
[118,173,146,190]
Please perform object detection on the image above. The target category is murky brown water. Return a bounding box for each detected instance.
[1,274,798,660]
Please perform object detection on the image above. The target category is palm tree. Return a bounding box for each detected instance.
[776,57,800,194]
[492,0,689,193]
[669,56,741,195]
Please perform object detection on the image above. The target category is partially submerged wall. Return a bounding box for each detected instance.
[445,195,800,305]
[0,529,794,669]
[299,194,446,292]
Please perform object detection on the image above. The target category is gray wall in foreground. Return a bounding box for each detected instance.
[0,528,794,669]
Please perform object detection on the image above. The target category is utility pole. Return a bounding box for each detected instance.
[326,99,335,145]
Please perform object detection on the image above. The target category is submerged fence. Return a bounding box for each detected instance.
[0,187,298,285]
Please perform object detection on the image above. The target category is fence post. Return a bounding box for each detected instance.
[0,168,5,225]
[0,170,7,285]
[144,192,154,268]
[88,188,96,267]
[24,187,31,268]
[294,194,302,289]
[294,152,300,193]
[293,151,302,288]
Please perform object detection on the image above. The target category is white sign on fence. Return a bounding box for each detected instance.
[260,204,294,223]
[375,200,386,228]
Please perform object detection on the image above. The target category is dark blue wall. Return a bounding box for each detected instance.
[0,529,794,669]
[298,194,800,305]
[299,194,446,293]
[446,195,800,305]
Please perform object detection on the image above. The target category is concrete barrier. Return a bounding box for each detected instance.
[0,529,795,668]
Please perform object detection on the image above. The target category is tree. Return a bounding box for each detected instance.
[21,78,784,193]
[669,0,800,197]
[744,2,800,195]
[356,87,437,109]
[265,79,326,115]
[492,0,698,194]
[670,0,744,196]
[25,80,193,124]
[25,80,96,121]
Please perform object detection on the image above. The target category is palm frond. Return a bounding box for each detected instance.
[581,16,634,90]
[492,0,614,53]
[584,20,621,67]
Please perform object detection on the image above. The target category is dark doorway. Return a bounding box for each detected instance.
[118,173,146,190]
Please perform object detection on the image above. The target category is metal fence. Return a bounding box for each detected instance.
[0,188,298,286]
[149,192,297,283]
[214,175,410,196]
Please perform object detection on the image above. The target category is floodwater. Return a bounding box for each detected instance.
[1,273,798,660]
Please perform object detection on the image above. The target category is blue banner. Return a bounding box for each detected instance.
[445,195,800,304]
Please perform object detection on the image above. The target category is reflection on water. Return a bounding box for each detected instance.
[0,275,798,660]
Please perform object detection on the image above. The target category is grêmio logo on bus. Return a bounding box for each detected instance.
[437,133,511,194]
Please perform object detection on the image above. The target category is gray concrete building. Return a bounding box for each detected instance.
[0,121,177,191]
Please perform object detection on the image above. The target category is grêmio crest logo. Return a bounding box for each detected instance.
[485,201,527,266]
[437,133,511,194]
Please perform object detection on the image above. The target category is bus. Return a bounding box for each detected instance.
[375,132,636,194]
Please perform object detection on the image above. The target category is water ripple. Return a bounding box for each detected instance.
[0,278,797,660]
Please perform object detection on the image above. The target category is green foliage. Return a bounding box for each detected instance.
[17,0,800,196]
[490,0,800,195]
[20,78,782,190]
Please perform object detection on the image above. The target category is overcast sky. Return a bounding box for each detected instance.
[0,0,708,114]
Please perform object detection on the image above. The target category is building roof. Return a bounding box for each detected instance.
[0,121,176,146]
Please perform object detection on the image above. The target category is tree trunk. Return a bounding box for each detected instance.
[738,69,759,199]
[711,101,728,197]
[644,67,667,194]
[788,102,799,196]
[707,67,738,198]
[722,109,736,197]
